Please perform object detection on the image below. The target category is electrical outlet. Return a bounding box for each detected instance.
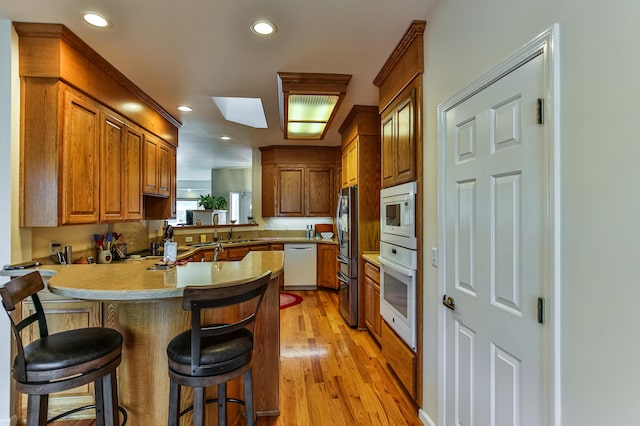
[50,241,62,254]
[185,236,193,243]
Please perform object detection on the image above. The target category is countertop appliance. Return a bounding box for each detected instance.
[284,243,317,289]
[337,186,358,326]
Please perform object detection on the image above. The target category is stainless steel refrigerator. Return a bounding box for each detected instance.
[337,186,358,326]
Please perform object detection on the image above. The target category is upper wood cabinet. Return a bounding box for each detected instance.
[16,23,180,226]
[143,133,173,198]
[380,85,417,187]
[61,89,101,224]
[260,146,340,218]
[374,20,424,189]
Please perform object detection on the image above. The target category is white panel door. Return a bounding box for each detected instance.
[443,52,547,425]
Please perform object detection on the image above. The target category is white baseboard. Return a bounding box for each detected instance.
[0,415,17,426]
[419,408,436,426]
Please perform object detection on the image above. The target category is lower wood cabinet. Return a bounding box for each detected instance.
[364,260,382,343]
[381,320,417,400]
[18,295,103,421]
[317,244,338,289]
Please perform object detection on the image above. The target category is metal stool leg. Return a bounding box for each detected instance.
[193,387,205,426]
[26,394,47,426]
[168,380,181,426]
[244,368,255,426]
[218,383,227,426]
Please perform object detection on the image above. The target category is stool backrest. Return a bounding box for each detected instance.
[182,270,272,375]
[0,271,49,381]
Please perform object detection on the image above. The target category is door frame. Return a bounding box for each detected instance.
[436,24,561,425]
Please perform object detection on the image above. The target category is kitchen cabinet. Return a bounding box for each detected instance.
[143,133,173,197]
[18,295,103,421]
[364,260,382,343]
[260,146,340,218]
[338,105,381,328]
[17,23,179,227]
[341,140,358,188]
[373,20,424,404]
[381,85,417,188]
[317,244,338,289]
[60,89,102,224]
[100,112,126,222]
[124,126,144,220]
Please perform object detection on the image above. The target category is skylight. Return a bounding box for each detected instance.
[212,97,267,128]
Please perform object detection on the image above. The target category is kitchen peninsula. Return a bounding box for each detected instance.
[26,251,283,424]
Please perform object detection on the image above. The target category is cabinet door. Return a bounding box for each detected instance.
[364,275,375,331]
[61,90,101,224]
[143,134,159,194]
[347,141,358,187]
[227,246,250,260]
[394,91,416,184]
[317,244,338,289]
[157,141,171,197]
[381,111,396,188]
[169,148,177,217]
[124,126,143,220]
[306,167,334,217]
[261,163,277,217]
[277,167,304,216]
[341,149,349,188]
[100,112,125,222]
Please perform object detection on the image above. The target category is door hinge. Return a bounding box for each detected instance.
[536,98,544,125]
[537,297,545,324]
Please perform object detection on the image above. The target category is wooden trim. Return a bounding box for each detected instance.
[260,145,341,165]
[373,21,426,111]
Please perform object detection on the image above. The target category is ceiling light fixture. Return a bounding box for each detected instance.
[83,12,111,28]
[251,20,276,35]
[220,136,231,140]
[177,105,193,112]
[277,72,352,140]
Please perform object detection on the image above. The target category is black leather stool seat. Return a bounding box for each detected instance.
[21,327,122,376]
[167,327,253,376]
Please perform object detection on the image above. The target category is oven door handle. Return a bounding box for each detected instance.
[379,257,416,277]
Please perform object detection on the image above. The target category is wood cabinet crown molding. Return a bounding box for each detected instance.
[373,20,426,112]
[13,22,180,144]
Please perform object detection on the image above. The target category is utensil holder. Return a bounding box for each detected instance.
[98,249,112,264]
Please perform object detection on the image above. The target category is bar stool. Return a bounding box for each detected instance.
[0,271,126,426]
[166,270,272,426]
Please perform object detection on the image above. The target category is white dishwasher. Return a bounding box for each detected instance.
[284,243,317,289]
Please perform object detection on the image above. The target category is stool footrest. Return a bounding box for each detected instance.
[178,397,246,418]
[46,404,128,425]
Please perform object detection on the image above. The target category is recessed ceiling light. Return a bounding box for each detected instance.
[177,105,193,112]
[83,12,111,28]
[251,20,276,36]
[221,136,231,140]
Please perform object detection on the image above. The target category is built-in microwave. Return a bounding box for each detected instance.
[380,181,417,250]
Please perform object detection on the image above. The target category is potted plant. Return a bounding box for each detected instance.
[212,196,228,210]
[198,194,215,210]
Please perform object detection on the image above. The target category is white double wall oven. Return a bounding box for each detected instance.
[379,181,418,351]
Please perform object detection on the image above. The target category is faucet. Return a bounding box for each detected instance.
[228,227,233,241]
[213,243,224,262]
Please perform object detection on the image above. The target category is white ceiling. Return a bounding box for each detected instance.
[0,0,435,181]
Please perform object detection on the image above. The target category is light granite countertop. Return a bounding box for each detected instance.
[361,252,381,267]
[14,251,283,302]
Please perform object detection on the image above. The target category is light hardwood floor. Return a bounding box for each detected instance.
[52,289,421,425]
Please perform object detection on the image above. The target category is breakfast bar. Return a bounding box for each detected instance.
[42,251,283,425]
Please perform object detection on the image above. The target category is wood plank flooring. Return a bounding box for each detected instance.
[51,289,421,425]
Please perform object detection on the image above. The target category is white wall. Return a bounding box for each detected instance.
[422,0,640,424]
[0,19,17,426]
